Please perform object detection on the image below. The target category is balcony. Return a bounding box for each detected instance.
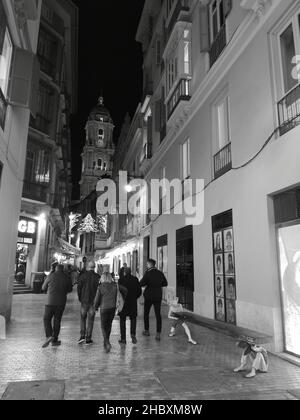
[167,0,190,41]
[167,78,191,119]
[214,143,232,179]
[210,24,227,68]
[23,181,49,203]
[278,84,300,136]
[0,88,7,130]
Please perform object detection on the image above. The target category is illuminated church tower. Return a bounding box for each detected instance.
[80,96,115,199]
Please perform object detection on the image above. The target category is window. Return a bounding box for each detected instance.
[37,27,59,79]
[277,13,300,134]
[216,96,230,150]
[24,144,51,185]
[98,158,102,168]
[167,55,178,93]
[35,82,54,134]
[0,28,12,97]
[182,138,191,180]
[207,0,232,67]
[213,93,232,178]
[280,23,297,93]
[98,128,105,141]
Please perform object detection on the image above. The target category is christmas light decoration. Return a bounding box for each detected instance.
[98,215,108,234]
[78,214,99,233]
[69,213,81,234]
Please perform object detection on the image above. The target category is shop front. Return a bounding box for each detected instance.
[274,187,300,357]
[15,217,38,285]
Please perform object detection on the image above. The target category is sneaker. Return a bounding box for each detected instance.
[143,331,150,337]
[78,337,85,344]
[118,339,127,345]
[155,333,161,341]
[169,332,176,337]
[51,340,61,347]
[85,339,94,345]
[42,337,53,348]
[131,336,137,345]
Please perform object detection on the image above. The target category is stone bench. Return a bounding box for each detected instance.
[176,311,273,344]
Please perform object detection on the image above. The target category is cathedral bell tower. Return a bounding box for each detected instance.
[80,97,115,199]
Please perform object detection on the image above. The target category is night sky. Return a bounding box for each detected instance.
[71,0,145,199]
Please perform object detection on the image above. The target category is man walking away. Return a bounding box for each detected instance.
[77,261,100,345]
[119,263,127,281]
[140,259,168,341]
[42,264,73,348]
[118,267,142,345]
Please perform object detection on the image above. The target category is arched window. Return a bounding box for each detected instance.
[103,162,107,171]
[98,158,102,169]
[98,128,105,141]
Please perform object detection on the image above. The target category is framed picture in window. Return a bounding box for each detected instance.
[216,298,225,322]
[215,275,224,298]
[224,228,234,252]
[225,277,236,300]
[214,254,223,275]
[225,252,235,275]
[226,299,236,325]
[214,231,223,253]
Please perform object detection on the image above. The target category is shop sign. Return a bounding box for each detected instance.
[18,217,38,245]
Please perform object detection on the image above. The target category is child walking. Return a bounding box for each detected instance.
[168,298,197,345]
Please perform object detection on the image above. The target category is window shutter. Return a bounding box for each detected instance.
[223,0,232,18]
[155,100,161,132]
[29,57,40,118]
[8,48,36,109]
[199,5,210,52]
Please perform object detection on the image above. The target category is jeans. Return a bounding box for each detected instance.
[100,308,116,345]
[144,300,162,333]
[80,304,96,339]
[119,315,137,341]
[43,305,65,341]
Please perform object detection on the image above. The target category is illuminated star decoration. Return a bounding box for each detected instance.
[78,214,99,233]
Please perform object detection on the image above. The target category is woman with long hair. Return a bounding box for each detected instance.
[94,272,126,353]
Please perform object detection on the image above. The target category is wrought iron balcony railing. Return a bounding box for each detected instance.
[167,78,191,119]
[278,83,300,136]
[0,88,7,130]
[214,142,232,179]
[210,24,227,67]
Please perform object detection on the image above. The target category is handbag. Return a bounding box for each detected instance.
[116,284,125,314]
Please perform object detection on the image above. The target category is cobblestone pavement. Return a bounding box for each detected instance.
[0,292,300,400]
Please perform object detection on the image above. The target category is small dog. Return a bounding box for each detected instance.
[168,298,197,345]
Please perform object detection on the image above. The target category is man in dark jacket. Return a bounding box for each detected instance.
[119,263,127,281]
[118,267,142,345]
[42,264,73,348]
[77,261,100,345]
[140,259,168,341]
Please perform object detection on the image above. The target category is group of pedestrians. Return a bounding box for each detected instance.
[41,258,168,352]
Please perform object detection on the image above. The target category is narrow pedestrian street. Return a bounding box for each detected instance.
[1,291,300,401]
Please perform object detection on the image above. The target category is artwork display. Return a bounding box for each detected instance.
[212,221,236,325]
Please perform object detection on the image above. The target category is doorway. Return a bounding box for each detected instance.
[176,226,194,311]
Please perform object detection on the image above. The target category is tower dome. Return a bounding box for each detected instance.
[89,96,113,123]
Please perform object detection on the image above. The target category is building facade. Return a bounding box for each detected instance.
[18,0,78,287]
[0,0,42,334]
[100,0,300,356]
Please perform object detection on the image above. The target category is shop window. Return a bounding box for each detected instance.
[212,210,236,325]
